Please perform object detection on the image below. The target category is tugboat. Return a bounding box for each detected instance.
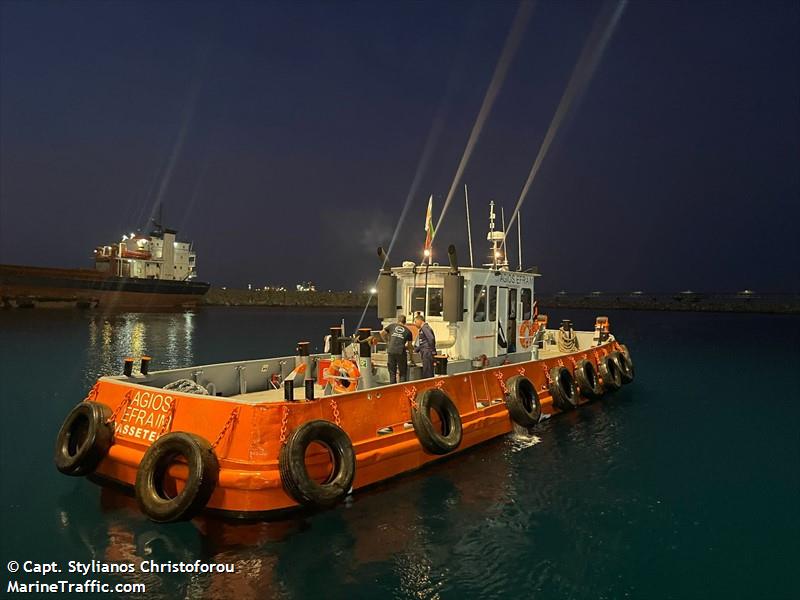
[54,204,634,522]
[0,219,209,309]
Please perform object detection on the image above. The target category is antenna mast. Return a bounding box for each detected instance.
[500,206,508,264]
[517,210,522,271]
[486,201,506,269]
[465,184,474,268]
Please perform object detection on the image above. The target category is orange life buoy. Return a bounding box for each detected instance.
[519,320,535,349]
[325,359,360,394]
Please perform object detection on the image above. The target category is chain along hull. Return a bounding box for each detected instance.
[85,338,627,517]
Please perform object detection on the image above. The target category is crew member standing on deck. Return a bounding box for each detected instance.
[414,314,436,378]
[382,315,414,383]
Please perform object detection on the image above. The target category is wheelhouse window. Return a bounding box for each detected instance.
[488,286,497,321]
[410,287,443,317]
[521,288,532,320]
[410,287,426,314]
[473,285,486,322]
[428,288,443,317]
[508,288,517,319]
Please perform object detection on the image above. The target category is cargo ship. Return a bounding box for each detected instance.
[0,224,209,309]
[54,203,635,522]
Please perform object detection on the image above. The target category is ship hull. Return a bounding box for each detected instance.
[72,338,632,518]
[0,264,210,308]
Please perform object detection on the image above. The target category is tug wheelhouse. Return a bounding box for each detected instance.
[375,254,540,379]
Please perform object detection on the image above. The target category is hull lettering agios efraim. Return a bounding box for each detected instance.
[53,202,635,522]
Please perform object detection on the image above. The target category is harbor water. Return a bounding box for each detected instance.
[0,307,798,599]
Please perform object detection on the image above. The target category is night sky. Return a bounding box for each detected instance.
[1,1,798,293]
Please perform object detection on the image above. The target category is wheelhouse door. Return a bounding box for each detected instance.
[507,288,517,353]
[496,286,508,356]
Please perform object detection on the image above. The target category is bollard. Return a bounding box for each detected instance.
[296,340,312,376]
[284,379,294,401]
[305,379,315,401]
[329,327,342,356]
[140,356,151,376]
[433,354,448,376]
[123,358,134,377]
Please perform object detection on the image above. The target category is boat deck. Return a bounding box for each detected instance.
[224,342,593,405]
[229,383,329,404]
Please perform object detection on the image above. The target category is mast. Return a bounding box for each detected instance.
[500,206,507,269]
[517,209,522,271]
[423,261,430,320]
[465,184,474,268]
[486,201,506,269]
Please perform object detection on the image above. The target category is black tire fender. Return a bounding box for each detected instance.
[549,366,579,410]
[411,388,463,455]
[574,359,604,398]
[135,432,219,523]
[598,354,622,391]
[612,348,635,384]
[54,402,114,476]
[620,343,633,366]
[505,375,541,427]
[279,420,355,508]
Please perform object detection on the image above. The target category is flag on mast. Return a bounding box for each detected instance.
[424,195,434,262]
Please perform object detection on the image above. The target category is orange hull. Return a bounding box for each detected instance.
[89,339,624,517]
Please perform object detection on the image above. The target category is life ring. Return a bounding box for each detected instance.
[411,388,463,454]
[574,359,603,398]
[613,346,635,383]
[135,432,219,523]
[325,358,360,394]
[549,366,579,410]
[598,354,622,391]
[279,420,355,508]
[504,375,541,427]
[54,402,114,476]
[518,320,535,349]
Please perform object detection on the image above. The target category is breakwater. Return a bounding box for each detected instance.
[536,293,800,315]
[204,287,372,308]
[206,289,799,314]
[3,285,797,314]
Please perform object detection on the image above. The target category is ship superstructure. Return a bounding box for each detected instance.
[94,228,198,282]
[1,224,208,308]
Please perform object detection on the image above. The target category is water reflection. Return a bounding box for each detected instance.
[84,311,196,386]
[56,486,301,599]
